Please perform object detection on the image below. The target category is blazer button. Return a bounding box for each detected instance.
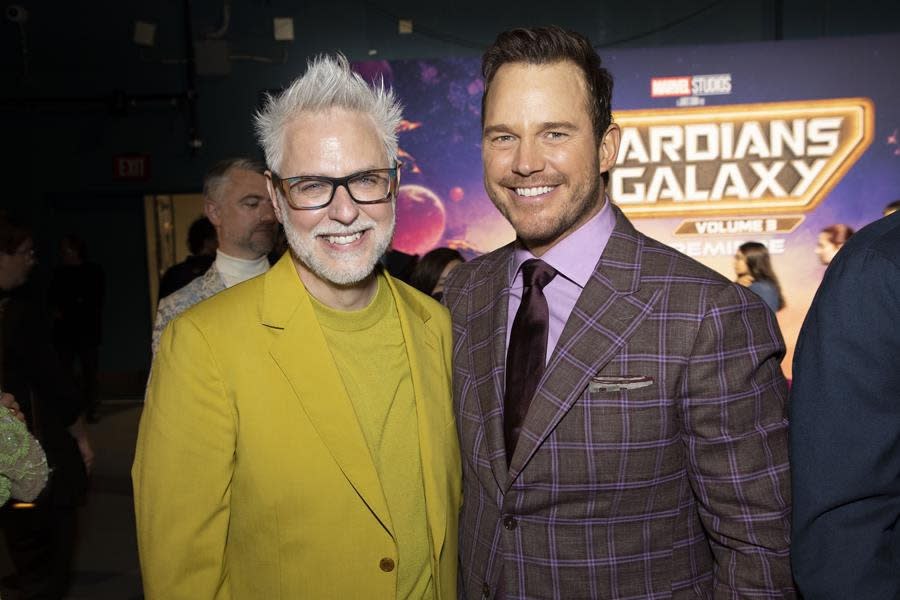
[379,557,395,572]
[503,516,518,530]
[482,582,491,597]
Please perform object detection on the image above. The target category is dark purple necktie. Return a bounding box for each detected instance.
[504,258,557,463]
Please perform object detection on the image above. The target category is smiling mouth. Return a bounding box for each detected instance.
[320,231,364,245]
[513,185,557,197]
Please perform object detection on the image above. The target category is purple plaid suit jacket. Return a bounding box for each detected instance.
[443,207,794,599]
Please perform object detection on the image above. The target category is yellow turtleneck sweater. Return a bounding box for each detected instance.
[310,274,434,600]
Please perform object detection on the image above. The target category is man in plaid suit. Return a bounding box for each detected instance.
[443,27,794,599]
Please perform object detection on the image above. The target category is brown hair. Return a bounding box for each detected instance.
[738,241,785,310]
[481,26,614,143]
[820,224,854,246]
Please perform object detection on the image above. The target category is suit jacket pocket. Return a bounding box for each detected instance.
[577,376,683,476]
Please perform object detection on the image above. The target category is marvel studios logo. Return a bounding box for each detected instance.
[650,74,733,98]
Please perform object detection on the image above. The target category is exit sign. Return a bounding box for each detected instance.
[113,155,150,180]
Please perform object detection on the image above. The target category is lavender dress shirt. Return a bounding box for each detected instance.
[506,199,617,363]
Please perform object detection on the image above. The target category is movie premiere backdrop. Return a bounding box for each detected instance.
[354,33,900,378]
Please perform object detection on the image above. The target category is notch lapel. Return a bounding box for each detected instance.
[386,277,452,558]
[464,245,515,489]
[263,256,393,535]
[506,208,663,483]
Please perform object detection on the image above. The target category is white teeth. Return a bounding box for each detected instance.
[515,186,554,197]
[323,231,363,245]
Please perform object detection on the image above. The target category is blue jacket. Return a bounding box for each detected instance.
[791,211,900,599]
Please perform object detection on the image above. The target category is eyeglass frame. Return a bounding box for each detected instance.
[268,163,402,211]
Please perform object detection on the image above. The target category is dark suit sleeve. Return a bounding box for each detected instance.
[791,248,900,599]
[682,283,794,596]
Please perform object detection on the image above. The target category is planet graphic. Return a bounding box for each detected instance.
[393,184,446,256]
[449,186,464,202]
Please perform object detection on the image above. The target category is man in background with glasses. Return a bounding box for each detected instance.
[133,54,461,599]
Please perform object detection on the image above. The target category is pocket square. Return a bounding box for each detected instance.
[589,375,655,392]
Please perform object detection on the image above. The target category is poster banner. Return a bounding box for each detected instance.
[355,33,900,377]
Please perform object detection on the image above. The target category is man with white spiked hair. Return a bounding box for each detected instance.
[133,54,461,599]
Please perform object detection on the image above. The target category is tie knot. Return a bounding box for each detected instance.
[520,259,557,290]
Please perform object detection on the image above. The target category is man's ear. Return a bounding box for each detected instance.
[598,123,621,175]
[204,197,221,226]
[265,171,285,224]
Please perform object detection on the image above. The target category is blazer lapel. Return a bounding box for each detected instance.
[507,207,663,483]
[465,245,515,489]
[263,255,394,535]
[387,277,453,560]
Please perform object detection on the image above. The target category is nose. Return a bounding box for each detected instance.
[259,198,276,223]
[326,183,361,225]
[512,137,544,177]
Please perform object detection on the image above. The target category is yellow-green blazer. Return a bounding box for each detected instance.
[133,255,461,599]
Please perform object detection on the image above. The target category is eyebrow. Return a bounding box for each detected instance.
[483,124,513,137]
[541,121,578,131]
[483,121,579,137]
[282,164,387,178]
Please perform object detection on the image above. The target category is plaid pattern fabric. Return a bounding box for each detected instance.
[443,207,794,599]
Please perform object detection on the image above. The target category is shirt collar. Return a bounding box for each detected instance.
[511,198,616,289]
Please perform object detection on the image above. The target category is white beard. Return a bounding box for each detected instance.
[279,197,395,286]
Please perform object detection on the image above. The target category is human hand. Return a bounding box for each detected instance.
[0,392,25,424]
[77,435,95,475]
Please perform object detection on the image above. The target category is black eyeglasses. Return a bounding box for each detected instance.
[270,164,401,210]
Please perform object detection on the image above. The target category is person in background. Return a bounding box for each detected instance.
[49,234,105,422]
[382,246,419,284]
[815,223,854,265]
[151,158,278,354]
[734,241,785,312]
[791,210,900,598]
[0,212,92,600]
[157,217,217,299]
[409,247,464,300]
[0,392,49,506]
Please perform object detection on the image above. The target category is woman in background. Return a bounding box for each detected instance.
[734,242,785,313]
[409,248,464,301]
[0,392,49,505]
[0,212,92,600]
[815,224,854,265]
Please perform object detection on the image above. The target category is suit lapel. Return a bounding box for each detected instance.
[465,245,515,488]
[387,277,451,559]
[507,208,663,484]
[263,255,394,535]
